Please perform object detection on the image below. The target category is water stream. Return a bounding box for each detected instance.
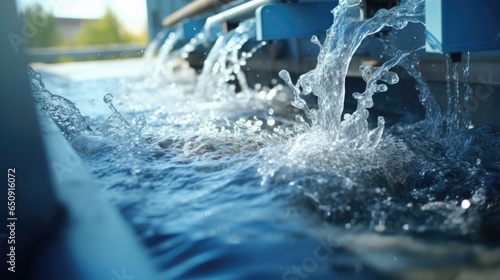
[30,0,500,278]
[196,19,267,100]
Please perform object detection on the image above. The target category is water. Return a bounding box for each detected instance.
[279,0,425,142]
[30,0,500,278]
[181,32,208,59]
[155,31,181,75]
[196,19,267,101]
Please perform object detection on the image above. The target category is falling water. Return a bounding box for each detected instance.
[181,32,208,59]
[196,19,266,100]
[138,30,198,90]
[155,30,182,75]
[379,32,442,124]
[142,34,162,62]
[462,52,474,129]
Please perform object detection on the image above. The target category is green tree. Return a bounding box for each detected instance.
[21,4,61,48]
[74,8,131,46]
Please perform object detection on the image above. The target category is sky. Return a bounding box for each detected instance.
[16,0,148,35]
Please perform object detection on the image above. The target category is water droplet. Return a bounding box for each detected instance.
[103,93,113,104]
[461,199,471,209]
[279,70,291,82]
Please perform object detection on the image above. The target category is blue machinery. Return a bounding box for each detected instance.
[425,0,500,55]
[146,0,500,77]
[146,0,500,126]
[147,0,500,53]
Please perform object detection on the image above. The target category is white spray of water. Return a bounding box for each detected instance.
[143,36,161,62]
[28,67,91,139]
[181,32,208,59]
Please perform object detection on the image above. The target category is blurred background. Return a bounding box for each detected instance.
[16,0,148,62]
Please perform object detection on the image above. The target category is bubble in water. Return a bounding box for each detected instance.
[103,93,119,114]
[103,93,113,104]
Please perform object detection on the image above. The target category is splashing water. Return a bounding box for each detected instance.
[379,31,478,162]
[279,0,426,148]
[196,19,267,100]
[30,0,499,240]
[27,0,500,277]
[261,0,500,242]
[378,32,442,124]
[28,65,151,158]
[28,67,92,139]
